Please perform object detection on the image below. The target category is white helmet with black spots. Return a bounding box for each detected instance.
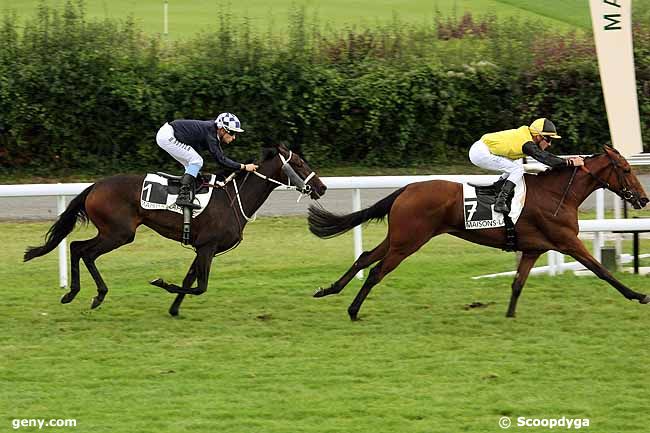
[215,112,244,134]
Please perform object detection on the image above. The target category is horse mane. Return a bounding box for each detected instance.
[260,140,308,164]
[261,146,279,162]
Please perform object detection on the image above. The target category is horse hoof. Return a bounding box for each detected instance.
[90,297,103,309]
[313,287,326,298]
[348,309,360,321]
[60,292,76,304]
[169,307,180,317]
[150,278,165,288]
[640,295,650,304]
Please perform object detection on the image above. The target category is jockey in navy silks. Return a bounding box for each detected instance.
[156,112,258,209]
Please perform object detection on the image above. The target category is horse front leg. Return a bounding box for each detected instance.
[150,255,200,295]
[168,257,199,316]
[169,250,216,316]
[562,240,650,304]
[506,251,543,318]
[150,255,197,292]
[150,248,214,315]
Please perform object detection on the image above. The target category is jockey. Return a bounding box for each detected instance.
[469,118,584,214]
[156,112,258,210]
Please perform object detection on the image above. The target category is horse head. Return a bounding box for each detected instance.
[586,146,648,209]
[259,142,327,199]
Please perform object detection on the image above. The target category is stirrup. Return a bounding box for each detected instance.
[494,201,510,214]
[176,199,201,210]
[176,190,201,209]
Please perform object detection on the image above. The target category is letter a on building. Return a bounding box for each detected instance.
[589,0,643,156]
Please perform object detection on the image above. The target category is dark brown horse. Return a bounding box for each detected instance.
[308,146,649,320]
[25,143,327,316]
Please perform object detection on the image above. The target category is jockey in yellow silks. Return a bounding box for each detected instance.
[469,118,584,214]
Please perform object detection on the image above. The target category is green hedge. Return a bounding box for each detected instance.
[1,2,649,173]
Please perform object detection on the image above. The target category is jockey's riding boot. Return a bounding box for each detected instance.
[494,180,516,214]
[176,174,201,210]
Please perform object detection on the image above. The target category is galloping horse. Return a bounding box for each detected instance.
[25,143,327,316]
[308,146,649,320]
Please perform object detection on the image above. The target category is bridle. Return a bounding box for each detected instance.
[553,153,639,216]
[229,149,318,222]
[254,150,316,196]
[582,153,638,202]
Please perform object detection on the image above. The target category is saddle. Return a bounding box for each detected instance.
[468,179,514,206]
[467,178,518,252]
[156,172,212,195]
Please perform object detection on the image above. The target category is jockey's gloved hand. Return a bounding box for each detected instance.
[241,163,258,172]
[567,157,585,167]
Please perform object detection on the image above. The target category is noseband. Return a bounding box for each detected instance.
[229,150,318,222]
[277,151,316,195]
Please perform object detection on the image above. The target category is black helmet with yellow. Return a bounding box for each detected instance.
[529,118,561,139]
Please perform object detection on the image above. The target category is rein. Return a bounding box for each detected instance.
[583,167,610,189]
[553,166,579,217]
[583,154,636,201]
[208,150,318,223]
[232,176,257,223]
[252,150,317,202]
[552,153,637,217]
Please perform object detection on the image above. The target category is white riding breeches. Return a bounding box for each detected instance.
[156,123,203,170]
[469,140,524,184]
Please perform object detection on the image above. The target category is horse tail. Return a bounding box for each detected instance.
[24,184,94,262]
[308,187,406,238]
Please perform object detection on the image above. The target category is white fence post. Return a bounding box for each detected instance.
[614,193,622,259]
[353,188,364,279]
[548,251,557,276]
[57,194,68,288]
[593,189,605,261]
[555,252,564,274]
[163,0,169,36]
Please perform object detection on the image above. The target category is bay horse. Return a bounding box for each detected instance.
[24,143,327,316]
[308,146,649,320]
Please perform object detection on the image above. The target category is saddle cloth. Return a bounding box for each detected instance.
[462,178,526,229]
[140,173,216,218]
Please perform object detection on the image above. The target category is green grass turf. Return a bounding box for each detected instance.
[2,216,650,432]
[2,0,634,39]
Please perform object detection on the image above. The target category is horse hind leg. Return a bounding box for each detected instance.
[314,237,389,298]
[506,252,542,318]
[347,249,409,321]
[81,232,135,309]
[61,238,99,304]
